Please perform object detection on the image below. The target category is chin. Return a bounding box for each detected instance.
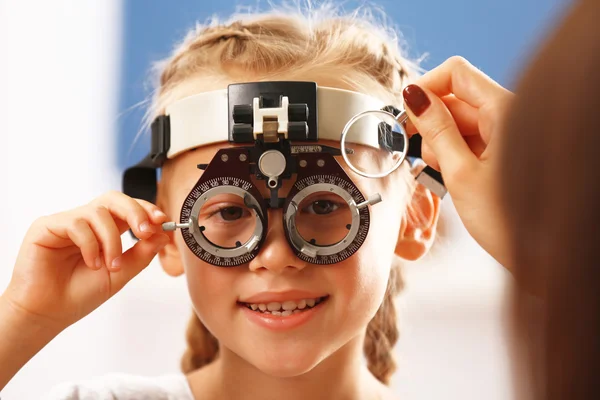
[245,344,327,378]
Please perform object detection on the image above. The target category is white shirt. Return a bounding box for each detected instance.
[41,373,195,400]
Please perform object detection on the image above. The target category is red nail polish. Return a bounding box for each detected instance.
[402,84,431,117]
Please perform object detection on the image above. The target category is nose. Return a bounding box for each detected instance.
[248,209,309,274]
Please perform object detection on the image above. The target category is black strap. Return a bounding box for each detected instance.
[122,115,171,204]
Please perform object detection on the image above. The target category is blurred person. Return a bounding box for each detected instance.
[402,0,600,398]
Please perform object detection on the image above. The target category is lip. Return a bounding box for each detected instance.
[239,296,329,331]
[238,290,329,304]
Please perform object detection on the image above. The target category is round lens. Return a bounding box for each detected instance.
[196,193,258,249]
[341,110,407,178]
[295,191,352,246]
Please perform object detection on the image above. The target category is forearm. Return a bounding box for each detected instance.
[0,294,60,390]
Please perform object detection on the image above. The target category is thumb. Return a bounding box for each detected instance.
[110,233,170,292]
[402,84,477,181]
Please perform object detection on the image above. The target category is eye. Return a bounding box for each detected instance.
[304,200,339,215]
[218,206,247,221]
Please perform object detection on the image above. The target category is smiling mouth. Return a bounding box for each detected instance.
[237,295,329,316]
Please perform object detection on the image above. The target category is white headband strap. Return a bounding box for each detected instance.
[164,85,386,159]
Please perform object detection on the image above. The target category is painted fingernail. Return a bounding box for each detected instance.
[139,221,155,233]
[111,257,121,269]
[403,84,431,117]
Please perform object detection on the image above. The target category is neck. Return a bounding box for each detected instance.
[187,333,388,400]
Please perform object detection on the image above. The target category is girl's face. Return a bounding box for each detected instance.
[158,78,413,377]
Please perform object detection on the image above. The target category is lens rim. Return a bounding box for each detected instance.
[285,182,360,258]
[189,185,263,257]
[340,109,409,179]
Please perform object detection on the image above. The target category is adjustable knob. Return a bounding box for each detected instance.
[233,104,253,124]
[288,104,308,122]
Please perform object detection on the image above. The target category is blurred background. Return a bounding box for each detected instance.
[0,0,568,398]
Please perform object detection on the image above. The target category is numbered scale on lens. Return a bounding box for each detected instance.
[284,173,381,265]
[178,176,266,267]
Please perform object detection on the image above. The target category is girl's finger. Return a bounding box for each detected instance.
[416,56,510,109]
[46,216,101,270]
[110,198,168,237]
[108,233,170,294]
[133,198,169,225]
[86,205,123,271]
[402,84,477,182]
[90,191,158,239]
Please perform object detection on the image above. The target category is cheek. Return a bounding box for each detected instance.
[332,231,394,325]
[333,176,407,320]
[176,234,239,326]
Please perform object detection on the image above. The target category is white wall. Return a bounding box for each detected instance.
[0,1,515,398]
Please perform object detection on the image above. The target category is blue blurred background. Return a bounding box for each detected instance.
[117,0,570,170]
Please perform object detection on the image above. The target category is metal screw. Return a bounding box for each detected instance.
[317,159,325,167]
[221,154,229,162]
[299,160,307,167]
[239,154,247,162]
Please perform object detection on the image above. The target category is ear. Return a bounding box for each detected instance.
[157,229,185,277]
[394,183,442,261]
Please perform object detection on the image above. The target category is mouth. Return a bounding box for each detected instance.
[237,295,329,316]
[237,295,330,331]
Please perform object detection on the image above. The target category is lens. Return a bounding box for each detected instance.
[341,110,407,178]
[295,192,352,246]
[196,193,258,249]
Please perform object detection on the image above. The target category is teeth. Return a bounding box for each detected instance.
[244,296,326,315]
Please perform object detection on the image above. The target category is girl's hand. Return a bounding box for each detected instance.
[2,191,170,334]
[403,56,514,268]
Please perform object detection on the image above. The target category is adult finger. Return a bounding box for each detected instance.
[416,56,510,109]
[405,95,479,137]
[402,84,478,181]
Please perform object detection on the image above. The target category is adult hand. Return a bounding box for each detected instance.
[403,56,514,268]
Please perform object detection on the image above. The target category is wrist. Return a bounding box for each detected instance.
[0,293,61,389]
[0,292,62,345]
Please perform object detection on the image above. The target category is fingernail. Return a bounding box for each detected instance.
[111,257,121,269]
[95,257,102,269]
[139,221,155,233]
[403,84,431,117]
[153,209,167,218]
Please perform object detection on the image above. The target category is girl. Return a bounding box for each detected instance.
[0,5,446,400]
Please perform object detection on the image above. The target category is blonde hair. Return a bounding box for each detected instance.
[149,1,423,385]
